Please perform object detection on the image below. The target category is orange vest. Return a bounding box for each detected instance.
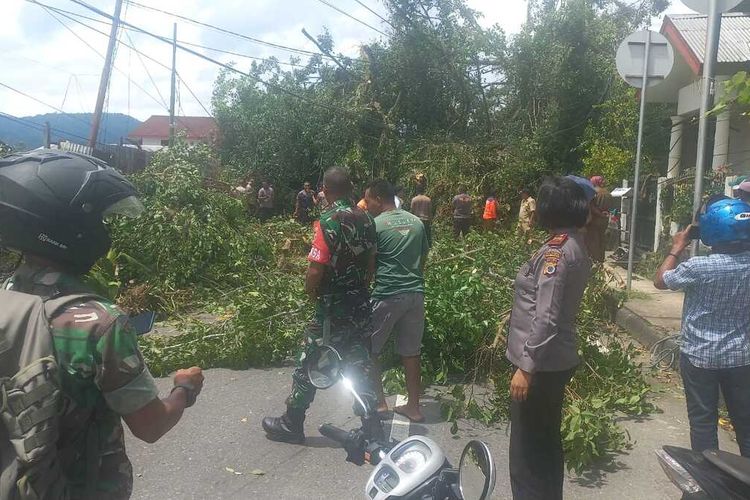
[357,198,368,211]
[483,198,498,220]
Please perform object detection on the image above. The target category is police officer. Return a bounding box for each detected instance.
[506,176,592,500]
[0,150,204,499]
[262,166,379,444]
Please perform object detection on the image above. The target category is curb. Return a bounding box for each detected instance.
[615,304,670,349]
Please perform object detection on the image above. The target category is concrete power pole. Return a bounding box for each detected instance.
[89,0,124,149]
[169,23,177,147]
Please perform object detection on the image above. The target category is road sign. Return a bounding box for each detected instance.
[615,30,676,290]
[616,31,674,89]
[683,0,742,14]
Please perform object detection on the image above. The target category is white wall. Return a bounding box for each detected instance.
[141,137,165,147]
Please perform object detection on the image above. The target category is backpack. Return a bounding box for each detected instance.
[0,290,100,500]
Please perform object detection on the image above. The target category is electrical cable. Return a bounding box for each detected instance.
[25,0,321,69]
[122,0,364,64]
[65,0,386,127]
[177,40,309,68]
[0,82,91,127]
[124,30,169,108]
[35,2,169,111]
[351,0,395,30]
[313,0,388,36]
[0,111,105,146]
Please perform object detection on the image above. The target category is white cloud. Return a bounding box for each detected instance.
[0,0,698,124]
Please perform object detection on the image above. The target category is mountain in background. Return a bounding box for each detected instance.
[0,113,142,149]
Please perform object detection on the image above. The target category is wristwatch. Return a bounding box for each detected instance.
[171,383,198,408]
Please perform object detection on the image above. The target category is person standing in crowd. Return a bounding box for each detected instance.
[365,180,430,423]
[482,191,501,232]
[0,150,205,499]
[409,184,433,246]
[258,181,274,221]
[394,186,405,209]
[584,176,612,262]
[294,181,317,225]
[317,182,328,210]
[262,167,379,444]
[506,177,592,500]
[517,188,536,239]
[654,196,750,457]
[452,187,473,239]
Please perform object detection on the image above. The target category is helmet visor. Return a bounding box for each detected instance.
[102,195,145,218]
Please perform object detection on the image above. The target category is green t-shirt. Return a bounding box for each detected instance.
[373,209,429,299]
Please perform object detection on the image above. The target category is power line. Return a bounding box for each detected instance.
[177,40,309,68]
[351,0,395,30]
[55,4,212,117]
[176,71,212,117]
[34,2,168,112]
[313,0,388,36]
[66,0,384,126]
[124,30,169,108]
[123,0,363,64]
[0,111,105,146]
[0,81,91,127]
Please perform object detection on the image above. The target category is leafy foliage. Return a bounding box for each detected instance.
[106,143,272,303]
[213,0,670,207]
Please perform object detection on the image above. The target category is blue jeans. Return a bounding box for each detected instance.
[680,354,750,457]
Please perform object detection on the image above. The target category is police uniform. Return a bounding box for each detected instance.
[505,229,591,500]
[5,263,160,500]
[285,199,378,414]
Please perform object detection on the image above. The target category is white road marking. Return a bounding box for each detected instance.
[389,394,411,442]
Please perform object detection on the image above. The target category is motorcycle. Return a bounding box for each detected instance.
[307,345,497,500]
[656,445,750,499]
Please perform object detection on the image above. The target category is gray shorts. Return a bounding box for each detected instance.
[370,292,425,357]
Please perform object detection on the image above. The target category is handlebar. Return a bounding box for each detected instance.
[319,423,351,445]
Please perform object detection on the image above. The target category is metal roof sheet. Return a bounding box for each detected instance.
[669,13,750,63]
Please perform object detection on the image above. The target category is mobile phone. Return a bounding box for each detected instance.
[129,311,156,335]
[688,225,700,240]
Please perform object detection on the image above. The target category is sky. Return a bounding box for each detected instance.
[0,0,696,123]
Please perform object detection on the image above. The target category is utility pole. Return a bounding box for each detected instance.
[169,22,177,147]
[89,0,123,148]
[691,0,722,255]
[43,121,51,148]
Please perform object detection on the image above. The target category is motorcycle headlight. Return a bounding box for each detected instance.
[391,440,432,474]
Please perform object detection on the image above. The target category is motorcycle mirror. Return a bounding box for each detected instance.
[458,440,496,500]
[307,345,343,389]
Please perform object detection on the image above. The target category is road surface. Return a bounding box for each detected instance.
[126,366,734,499]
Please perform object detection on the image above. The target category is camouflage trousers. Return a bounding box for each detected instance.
[285,297,376,416]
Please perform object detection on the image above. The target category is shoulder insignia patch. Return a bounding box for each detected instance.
[547,233,569,247]
[542,248,562,276]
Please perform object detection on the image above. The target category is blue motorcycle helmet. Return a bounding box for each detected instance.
[698,197,750,247]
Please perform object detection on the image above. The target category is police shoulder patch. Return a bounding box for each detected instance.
[542,248,562,276]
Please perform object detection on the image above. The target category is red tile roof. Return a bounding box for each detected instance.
[128,115,218,140]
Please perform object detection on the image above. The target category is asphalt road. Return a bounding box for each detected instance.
[126,367,735,500]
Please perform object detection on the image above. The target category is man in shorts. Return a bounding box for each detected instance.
[365,179,430,423]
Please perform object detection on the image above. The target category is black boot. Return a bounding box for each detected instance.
[262,408,305,444]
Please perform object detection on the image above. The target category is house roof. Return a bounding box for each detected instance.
[664,13,750,73]
[128,115,217,140]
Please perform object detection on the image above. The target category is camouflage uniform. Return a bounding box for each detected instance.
[286,199,377,413]
[4,263,159,500]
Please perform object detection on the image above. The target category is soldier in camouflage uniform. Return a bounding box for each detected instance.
[0,150,205,499]
[262,166,379,444]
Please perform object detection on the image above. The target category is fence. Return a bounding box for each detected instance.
[59,141,152,174]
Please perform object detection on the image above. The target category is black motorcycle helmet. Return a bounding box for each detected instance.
[0,149,143,274]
